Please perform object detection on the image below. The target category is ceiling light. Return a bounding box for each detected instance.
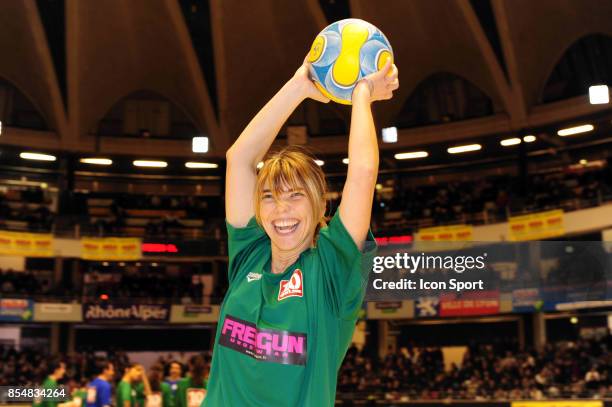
[315,160,324,166]
[394,151,428,159]
[382,127,398,143]
[342,158,349,165]
[133,160,167,168]
[447,144,482,154]
[185,162,218,169]
[80,158,112,165]
[523,135,536,143]
[20,152,56,161]
[557,124,593,136]
[500,138,521,147]
[589,85,609,104]
[579,159,587,165]
[192,136,209,153]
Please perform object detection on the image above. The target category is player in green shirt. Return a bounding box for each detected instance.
[147,363,173,407]
[70,383,88,407]
[175,356,207,407]
[33,358,66,407]
[203,54,397,406]
[116,364,150,407]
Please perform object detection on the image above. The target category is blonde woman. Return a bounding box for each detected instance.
[203,57,398,406]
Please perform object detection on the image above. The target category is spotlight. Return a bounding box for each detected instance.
[557,124,593,137]
[382,127,398,143]
[80,158,112,165]
[192,136,209,153]
[447,144,481,154]
[20,152,56,161]
[394,151,428,160]
[589,85,609,104]
[185,162,218,169]
[523,135,536,143]
[133,160,168,168]
[501,138,521,147]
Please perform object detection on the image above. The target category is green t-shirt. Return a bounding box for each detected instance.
[33,376,58,407]
[116,380,135,407]
[175,377,207,407]
[203,211,375,407]
[71,389,88,407]
[133,382,145,407]
[145,382,173,407]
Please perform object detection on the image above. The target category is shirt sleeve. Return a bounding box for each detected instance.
[226,217,267,285]
[316,210,377,319]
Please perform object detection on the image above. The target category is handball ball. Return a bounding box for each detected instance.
[307,18,393,105]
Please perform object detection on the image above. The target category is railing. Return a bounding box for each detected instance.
[2,190,612,240]
[374,190,612,236]
[0,294,225,305]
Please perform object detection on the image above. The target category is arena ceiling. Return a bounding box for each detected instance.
[0,0,611,160]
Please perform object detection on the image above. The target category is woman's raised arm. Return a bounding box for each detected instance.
[225,61,329,227]
[339,60,399,248]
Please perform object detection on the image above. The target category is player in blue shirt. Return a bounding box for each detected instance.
[85,360,115,407]
[164,361,183,401]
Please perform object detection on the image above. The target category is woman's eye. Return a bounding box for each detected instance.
[291,192,304,198]
[262,194,273,200]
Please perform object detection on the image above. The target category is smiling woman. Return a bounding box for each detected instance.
[203,55,398,407]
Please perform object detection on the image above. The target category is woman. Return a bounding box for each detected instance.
[146,364,173,407]
[203,57,399,406]
[175,355,207,407]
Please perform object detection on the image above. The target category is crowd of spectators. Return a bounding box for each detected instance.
[2,163,612,238]
[337,336,612,402]
[77,193,222,237]
[2,336,610,402]
[82,264,220,304]
[0,187,54,231]
[0,269,67,298]
[367,162,612,233]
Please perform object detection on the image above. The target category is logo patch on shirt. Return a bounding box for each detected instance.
[219,314,307,365]
[247,272,262,282]
[278,269,303,301]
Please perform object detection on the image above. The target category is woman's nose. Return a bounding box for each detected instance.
[275,199,291,212]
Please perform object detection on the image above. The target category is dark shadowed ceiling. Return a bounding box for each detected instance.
[0,0,611,160]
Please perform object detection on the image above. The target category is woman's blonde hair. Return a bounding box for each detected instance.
[255,146,328,238]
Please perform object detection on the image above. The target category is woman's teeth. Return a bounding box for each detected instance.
[273,220,299,234]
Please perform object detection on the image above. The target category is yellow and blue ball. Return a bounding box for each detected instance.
[308,18,393,105]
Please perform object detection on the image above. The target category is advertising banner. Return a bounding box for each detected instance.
[81,237,142,261]
[512,401,602,407]
[414,296,440,318]
[508,209,564,241]
[416,225,473,242]
[34,303,83,322]
[511,288,542,312]
[0,298,34,321]
[366,301,413,320]
[83,303,169,322]
[0,230,53,257]
[439,291,500,317]
[171,305,220,323]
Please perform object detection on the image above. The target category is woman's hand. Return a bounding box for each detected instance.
[291,57,331,103]
[352,59,399,103]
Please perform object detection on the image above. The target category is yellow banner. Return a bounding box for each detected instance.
[0,230,53,257]
[508,209,564,241]
[81,237,142,261]
[512,401,602,407]
[416,224,473,242]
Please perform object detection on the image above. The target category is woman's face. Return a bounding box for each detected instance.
[259,183,316,253]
